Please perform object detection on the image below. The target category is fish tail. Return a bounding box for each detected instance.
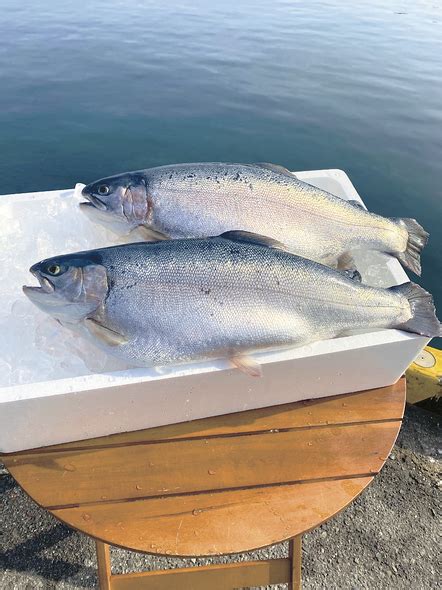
[390,282,441,337]
[392,218,429,276]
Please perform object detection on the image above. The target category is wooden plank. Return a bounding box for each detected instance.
[12,380,405,453]
[289,536,302,590]
[96,541,112,590]
[5,421,400,508]
[110,558,291,590]
[52,477,372,555]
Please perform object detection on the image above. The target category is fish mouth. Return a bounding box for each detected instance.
[22,268,55,296]
[80,189,108,211]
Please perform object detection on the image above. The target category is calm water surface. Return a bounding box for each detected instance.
[1,0,441,342]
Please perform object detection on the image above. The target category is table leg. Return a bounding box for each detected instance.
[289,536,302,590]
[96,540,112,590]
[94,539,301,589]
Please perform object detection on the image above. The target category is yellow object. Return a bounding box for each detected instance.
[406,346,442,404]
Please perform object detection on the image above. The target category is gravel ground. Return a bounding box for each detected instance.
[0,404,440,589]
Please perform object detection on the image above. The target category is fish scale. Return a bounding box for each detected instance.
[24,232,441,374]
[80,162,429,275]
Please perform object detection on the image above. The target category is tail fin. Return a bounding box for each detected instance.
[393,218,429,276]
[390,282,441,337]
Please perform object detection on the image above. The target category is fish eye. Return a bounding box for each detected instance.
[46,264,62,276]
[97,185,110,196]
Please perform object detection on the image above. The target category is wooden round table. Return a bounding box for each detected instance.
[3,378,405,589]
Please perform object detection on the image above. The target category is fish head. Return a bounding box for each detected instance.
[80,172,148,234]
[23,254,109,324]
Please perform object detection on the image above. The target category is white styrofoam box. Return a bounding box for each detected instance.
[0,170,428,453]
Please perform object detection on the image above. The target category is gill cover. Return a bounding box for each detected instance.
[23,261,109,324]
[81,173,149,231]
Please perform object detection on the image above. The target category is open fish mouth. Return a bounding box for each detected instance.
[80,191,107,211]
[72,182,106,211]
[22,268,55,295]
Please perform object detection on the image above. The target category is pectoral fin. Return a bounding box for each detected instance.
[138,225,169,241]
[85,318,128,347]
[231,354,263,377]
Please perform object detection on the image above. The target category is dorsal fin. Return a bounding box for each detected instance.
[219,231,289,251]
[342,268,362,282]
[253,162,295,178]
[348,199,365,210]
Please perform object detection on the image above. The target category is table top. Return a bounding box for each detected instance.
[3,378,405,557]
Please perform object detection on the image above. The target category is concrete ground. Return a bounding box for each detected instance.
[0,404,440,590]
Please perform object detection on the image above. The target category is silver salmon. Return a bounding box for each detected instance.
[23,232,440,375]
[79,162,428,275]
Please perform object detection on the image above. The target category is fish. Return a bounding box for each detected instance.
[23,231,440,376]
[79,162,428,275]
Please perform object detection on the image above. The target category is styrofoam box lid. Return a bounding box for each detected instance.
[0,169,425,405]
